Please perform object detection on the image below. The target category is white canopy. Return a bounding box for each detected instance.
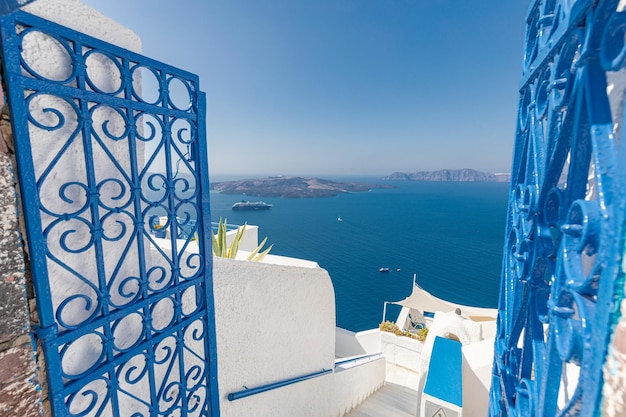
[392,284,498,320]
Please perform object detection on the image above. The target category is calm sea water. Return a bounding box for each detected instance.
[208,178,510,332]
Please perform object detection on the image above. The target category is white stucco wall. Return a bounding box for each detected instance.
[462,338,494,417]
[213,256,387,417]
[213,257,337,417]
[335,328,382,358]
[24,0,141,52]
[232,225,259,252]
[381,331,423,373]
[336,328,368,357]
[332,358,386,417]
[380,331,422,388]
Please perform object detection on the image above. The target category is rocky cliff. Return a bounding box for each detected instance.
[382,169,510,182]
[211,176,390,198]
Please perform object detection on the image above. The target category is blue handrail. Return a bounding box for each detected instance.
[150,218,240,240]
[227,368,332,401]
[334,352,383,368]
[211,221,239,232]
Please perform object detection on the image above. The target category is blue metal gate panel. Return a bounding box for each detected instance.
[0,11,219,417]
[490,0,626,416]
[0,0,36,16]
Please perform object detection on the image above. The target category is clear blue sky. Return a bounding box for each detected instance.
[81,0,529,178]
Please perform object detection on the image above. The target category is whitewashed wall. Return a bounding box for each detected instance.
[335,327,382,358]
[23,0,141,52]
[213,256,386,417]
[462,338,494,417]
[332,359,386,417]
[213,257,336,417]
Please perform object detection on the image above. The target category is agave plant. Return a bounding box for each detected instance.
[211,218,273,262]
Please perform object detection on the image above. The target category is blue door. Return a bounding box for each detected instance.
[0,10,219,417]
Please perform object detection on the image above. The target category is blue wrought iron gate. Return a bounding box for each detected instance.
[490,0,626,415]
[0,10,219,417]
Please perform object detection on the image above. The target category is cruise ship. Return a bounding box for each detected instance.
[232,201,273,211]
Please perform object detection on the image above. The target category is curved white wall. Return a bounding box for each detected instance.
[213,257,337,417]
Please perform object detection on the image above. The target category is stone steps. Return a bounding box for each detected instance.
[344,382,417,417]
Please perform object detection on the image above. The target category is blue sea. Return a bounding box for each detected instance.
[208,178,509,332]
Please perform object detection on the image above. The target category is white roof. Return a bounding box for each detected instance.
[392,284,498,320]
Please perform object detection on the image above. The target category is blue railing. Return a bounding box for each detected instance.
[0,10,219,416]
[227,353,382,402]
[490,1,626,416]
[151,218,240,240]
[334,352,383,368]
[211,221,239,233]
[227,368,333,401]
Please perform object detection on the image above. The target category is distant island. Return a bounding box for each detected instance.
[382,169,510,182]
[211,176,391,198]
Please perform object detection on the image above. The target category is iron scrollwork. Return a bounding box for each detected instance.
[490,0,626,416]
[0,10,217,417]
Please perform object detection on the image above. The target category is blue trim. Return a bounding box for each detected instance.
[227,369,333,401]
[197,90,220,416]
[424,336,462,408]
[211,221,239,232]
[334,352,382,367]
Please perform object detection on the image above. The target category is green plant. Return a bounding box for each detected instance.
[415,327,429,342]
[211,218,273,262]
[379,321,398,333]
[379,321,427,341]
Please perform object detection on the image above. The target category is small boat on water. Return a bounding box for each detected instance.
[379,267,390,273]
[232,201,272,211]
[338,216,343,222]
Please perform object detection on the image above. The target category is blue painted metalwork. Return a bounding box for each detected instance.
[151,219,237,240]
[0,10,219,417]
[490,0,626,416]
[211,221,239,233]
[227,368,333,401]
[334,352,382,368]
[228,353,383,402]
[0,0,37,16]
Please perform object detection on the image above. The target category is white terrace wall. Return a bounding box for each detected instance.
[335,327,381,358]
[213,256,386,417]
[213,257,337,417]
